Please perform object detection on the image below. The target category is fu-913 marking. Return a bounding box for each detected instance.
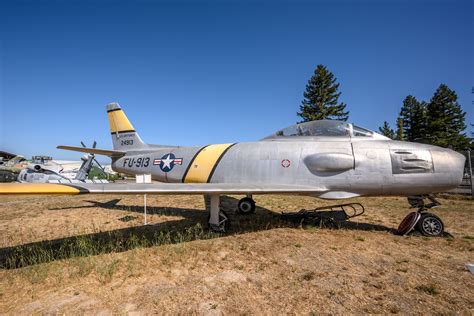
[123,157,150,168]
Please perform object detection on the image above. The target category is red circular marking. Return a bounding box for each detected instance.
[281,159,291,168]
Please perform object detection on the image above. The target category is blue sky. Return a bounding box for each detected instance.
[0,0,472,161]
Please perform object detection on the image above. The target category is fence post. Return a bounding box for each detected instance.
[144,194,147,225]
[136,174,152,224]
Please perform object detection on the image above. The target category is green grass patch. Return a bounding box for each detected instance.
[0,223,218,269]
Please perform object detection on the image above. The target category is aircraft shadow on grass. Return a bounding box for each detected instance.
[0,196,395,269]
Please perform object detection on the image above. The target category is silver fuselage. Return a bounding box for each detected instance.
[111,137,465,198]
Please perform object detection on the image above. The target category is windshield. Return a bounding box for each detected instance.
[352,125,373,137]
[263,120,387,140]
[300,120,350,136]
[271,120,351,138]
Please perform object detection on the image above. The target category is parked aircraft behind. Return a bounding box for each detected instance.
[0,155,27,182]
[0,103,465,236]
[18,147,108,184]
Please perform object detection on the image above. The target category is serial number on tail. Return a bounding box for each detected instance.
[121,140,134,146]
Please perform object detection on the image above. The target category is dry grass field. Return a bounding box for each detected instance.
[0,193,472,314]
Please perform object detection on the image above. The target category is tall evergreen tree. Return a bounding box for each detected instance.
[378,121,395,139]
[297,65,349,122]
[395,117,404,141]
[398,95,428,142]
[426,84,469,150]
[411,101,428,142]
[399,95,418,141]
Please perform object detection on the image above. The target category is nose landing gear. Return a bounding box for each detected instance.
[416,213,444,237]
[397,196,445,237]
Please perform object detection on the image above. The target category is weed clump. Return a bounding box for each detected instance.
[96,258,121,284]
[415,284,439,295]
[300,271,315,281]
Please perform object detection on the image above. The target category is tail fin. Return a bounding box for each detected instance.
[107,103,147,151]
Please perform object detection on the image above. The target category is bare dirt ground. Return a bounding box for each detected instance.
[0,193,472,314]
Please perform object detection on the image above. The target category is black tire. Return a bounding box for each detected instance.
[415,213,444,237]
[397,212,421,236]
[237,197,256,215]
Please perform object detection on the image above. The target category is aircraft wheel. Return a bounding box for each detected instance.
[415,213,444,237]
[397,212,421,236]
[207,210,230,233]
[237,197,256,215]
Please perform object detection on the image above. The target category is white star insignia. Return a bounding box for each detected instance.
[161,155,173,169]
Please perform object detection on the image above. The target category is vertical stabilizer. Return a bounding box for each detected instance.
[107,103,147,151]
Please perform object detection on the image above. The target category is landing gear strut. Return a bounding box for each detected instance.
[397,195,445,237]
[207,194,230,233]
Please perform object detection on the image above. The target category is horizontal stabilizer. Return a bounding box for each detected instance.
[57,146,126,158]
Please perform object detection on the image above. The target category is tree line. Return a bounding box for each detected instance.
[297,65,471,150]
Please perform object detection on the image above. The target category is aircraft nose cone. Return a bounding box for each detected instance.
[448,149,466,185]
[430,148,465,190]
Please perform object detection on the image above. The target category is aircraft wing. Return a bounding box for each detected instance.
[57,146,126,158]
[0,182,327,195]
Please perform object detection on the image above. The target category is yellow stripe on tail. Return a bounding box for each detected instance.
[107,108,135,134]
[106,103,147,150]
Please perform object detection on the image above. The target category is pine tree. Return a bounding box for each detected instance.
[378,121,395,139]
[399,95,418,141]
[411,101,428,142]
[395,117,404,141]
[426,84,469,150]
[297,65,349,122]
[398,95,428,142]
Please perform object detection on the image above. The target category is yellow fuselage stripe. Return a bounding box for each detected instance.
[0,183,81,195]
[107,110,135,133]
[184,143,234,183]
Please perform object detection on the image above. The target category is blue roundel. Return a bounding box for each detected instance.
[153,153,183,173]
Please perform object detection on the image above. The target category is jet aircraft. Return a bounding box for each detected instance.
[0,103,465,235]
[17,144,108,184]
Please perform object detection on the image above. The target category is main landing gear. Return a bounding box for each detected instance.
[237,196,256,215]
[207,195,231,233]
[397,195,445,237]
[206,195,257,232]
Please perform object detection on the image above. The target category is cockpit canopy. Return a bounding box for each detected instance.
[264,120,388,140]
